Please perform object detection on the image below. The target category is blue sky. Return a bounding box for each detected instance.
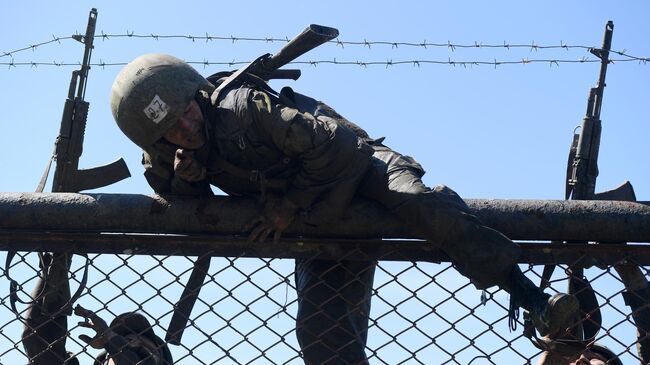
[1,1,649,364]
[2,1,648,199]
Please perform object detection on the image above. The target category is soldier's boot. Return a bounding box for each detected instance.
[506,266,580,337]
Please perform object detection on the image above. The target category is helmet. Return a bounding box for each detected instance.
[110,53,214,149]
[110,312,173,364]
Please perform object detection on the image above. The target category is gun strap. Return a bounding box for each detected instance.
[6,251,90,316]
[165,254,212,345]
[36,146,56,193]
[210,54,269,107]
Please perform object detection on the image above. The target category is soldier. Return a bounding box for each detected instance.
[536,341,622,365]
[110,53,580,364]
[532,263,650,364]
[21,252,173,365]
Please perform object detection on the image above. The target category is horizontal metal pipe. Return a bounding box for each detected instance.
[0,192,648,242]
[0,230,649,265]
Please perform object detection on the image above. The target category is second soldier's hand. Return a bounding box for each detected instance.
[75,304,114,349]
[246,198,299,242]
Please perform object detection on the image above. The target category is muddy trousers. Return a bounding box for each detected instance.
[358,149,521,290]
[295,259,376,365]
[295,148,522,364]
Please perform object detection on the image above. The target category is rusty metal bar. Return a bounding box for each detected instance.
[0,192,649,242]
[0,231,649,265]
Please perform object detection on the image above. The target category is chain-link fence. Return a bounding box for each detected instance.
[1,244,648,365]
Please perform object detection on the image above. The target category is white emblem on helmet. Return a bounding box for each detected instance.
[143,94,170,124]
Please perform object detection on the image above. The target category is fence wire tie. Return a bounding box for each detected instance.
[335,38,344,49]
[530,41,539,52]
[151,34,159,41]
[561,41,568,51]
[205,33,212,42]
[447,41,456,51]
[101,31,109,41]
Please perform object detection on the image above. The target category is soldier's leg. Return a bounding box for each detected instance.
[22,252,75,365]
[616,263,650,363]
[295,258,375,365]
[357,149,578,337]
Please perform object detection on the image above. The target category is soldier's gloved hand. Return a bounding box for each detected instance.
[245,197,299,243]
[75,305,115,349]
[173,149,206,182]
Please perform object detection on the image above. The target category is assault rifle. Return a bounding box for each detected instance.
[532,21,636,340]
[206,24,339,86]
[565,21,634,202]
[166,24,339,345]
[9,8,131,315]
[45,8,131,193]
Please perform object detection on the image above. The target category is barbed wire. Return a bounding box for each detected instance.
[1,56,648,70]
[2,32,649,63]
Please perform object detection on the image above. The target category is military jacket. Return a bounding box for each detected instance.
[143,79,374,223]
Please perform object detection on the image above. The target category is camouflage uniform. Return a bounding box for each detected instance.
[142,77,524,364]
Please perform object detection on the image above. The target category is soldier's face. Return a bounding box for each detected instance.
[163,99,206,149]
[569,350,608,365]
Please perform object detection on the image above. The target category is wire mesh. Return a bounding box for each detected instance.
[1,246,648,364]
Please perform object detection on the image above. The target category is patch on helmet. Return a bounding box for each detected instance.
[143,94,170,124]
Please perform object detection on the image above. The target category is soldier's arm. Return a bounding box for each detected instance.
[247,89,372,212]
[142,146,209,196]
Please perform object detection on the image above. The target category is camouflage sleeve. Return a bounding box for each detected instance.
[247,89,373,214]
[142,146,207,196]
